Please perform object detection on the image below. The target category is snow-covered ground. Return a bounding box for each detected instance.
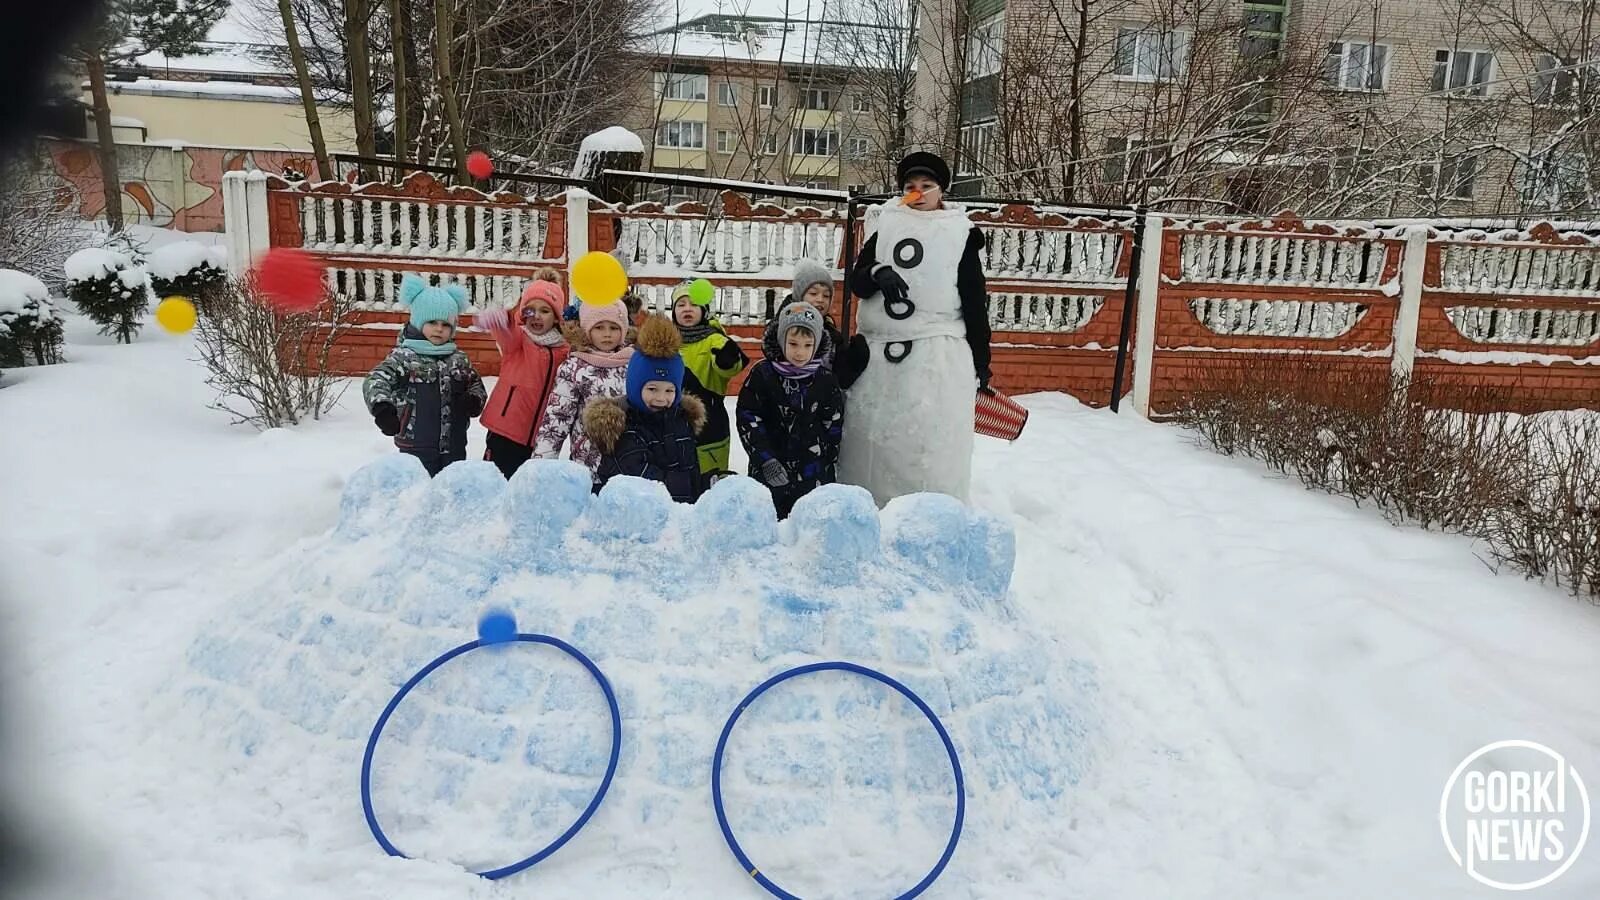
[2,312,1599,898]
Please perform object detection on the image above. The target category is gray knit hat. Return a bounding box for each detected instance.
[791,259,834,301]
[776,301,825,345]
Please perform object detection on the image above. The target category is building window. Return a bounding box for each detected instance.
[760,130,779,155]
[846,183,867,194]
[715,129,734,154]
[1432,49,1495,97]
[1534,54,1578,106]
[656,120,706,149]
[852,94,870,113]
[1521,149,1588,209]
[1113,26,1190,81]
[1323,41,1389,91]
[846,136,871,159]
[1102,135,1166,186]
[799,180,835,190]
[758,84,777,108]
[804,88,831,111]
[1418,153,1479,200]
[965,13,1005,81]
[958,120,996,176]
[656,73,709,101]
[790,128,839,157]
[718,83,738,107]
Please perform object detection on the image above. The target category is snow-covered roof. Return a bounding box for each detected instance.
[639,15,903,68]
[107,79,304,104]
[134,3,286,75]
[111,115,146,128]
[572,127,648,176]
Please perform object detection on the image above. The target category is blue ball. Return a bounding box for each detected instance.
[477,608,517,645]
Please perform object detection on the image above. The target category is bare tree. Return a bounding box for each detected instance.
[279,0,334,179]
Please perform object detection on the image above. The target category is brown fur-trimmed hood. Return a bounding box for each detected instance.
[581,394,707,454]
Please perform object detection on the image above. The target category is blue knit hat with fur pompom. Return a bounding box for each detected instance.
[399,274,469,330]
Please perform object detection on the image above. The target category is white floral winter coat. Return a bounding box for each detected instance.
[533,352,631,478]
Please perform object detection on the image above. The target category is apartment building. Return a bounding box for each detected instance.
[916,0,1600,217]
[623,15,911,199]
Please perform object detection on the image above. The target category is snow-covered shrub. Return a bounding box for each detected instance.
[147,241,229,315]
[65,247,149,344]
[1486,413,1600,602]
[0,269,65,372]
[195,276,353,428]
[0,161,82,291]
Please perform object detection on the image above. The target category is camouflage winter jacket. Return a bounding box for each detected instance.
[363,343,487,459]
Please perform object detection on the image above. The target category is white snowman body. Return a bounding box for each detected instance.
[838,202,978,505]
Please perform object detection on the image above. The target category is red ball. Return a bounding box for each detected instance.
[466,150,493,180]
[252,247,327,312]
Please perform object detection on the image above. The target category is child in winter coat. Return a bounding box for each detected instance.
[364,275,487,477]
[761,259,869,389]
[671,283,746,477]
[532,296,634,482]
[737,301,845,518]
[476,269,570,478]
[583,315,707,503]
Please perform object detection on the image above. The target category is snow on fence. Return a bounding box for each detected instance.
[222,172,1600,413]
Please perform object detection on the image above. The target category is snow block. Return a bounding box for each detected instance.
[335,454,428,541]
[587,476,671,543]
[786,483,881,585]
[693,475,778,551]
[882,493,970,587]
[169,472,1066,892]
[965,511,1017,600]
[506,460,591,564]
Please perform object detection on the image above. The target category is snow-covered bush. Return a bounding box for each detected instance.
[65,247,149,344]
[195,276,353,428]
[0,161,82,291]
[1175,361,1598,600]
[0,269,65,372]
[147,241,229,315]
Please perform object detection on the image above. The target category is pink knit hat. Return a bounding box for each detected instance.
[578,299,628,337]
[517,279,565,319]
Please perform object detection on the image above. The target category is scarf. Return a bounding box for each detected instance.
[400,323,457,357]
[772,356,824,379]
[574,344,634,368]
[677,318,716,345]
[527,326,566,348]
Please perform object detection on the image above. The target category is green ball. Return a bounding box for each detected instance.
[688,278,715,306]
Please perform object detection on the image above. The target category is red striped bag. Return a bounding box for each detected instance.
[975,388,1029,441]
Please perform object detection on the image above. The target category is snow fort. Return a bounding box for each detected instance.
[166,456,1097,897]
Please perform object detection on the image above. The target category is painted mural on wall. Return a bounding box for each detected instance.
[41,139,311,233]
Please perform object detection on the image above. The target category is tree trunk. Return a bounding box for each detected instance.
[388,0,408,177]
[84,53,124,232]
[346,0,378,177]
[400,0,425,155]
[434,0,469,178]
[279,0,333,181]
[1065,1,1089,203]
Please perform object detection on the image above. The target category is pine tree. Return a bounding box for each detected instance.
[66,249,149,344]
[71,0,231,231]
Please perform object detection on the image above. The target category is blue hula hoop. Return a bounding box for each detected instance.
[359,633,621,880]
[711,661,966,900]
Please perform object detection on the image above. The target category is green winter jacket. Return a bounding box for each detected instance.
[363,345,487,459]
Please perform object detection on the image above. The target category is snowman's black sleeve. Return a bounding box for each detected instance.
[958,227,992,386]
[847,233,882,298]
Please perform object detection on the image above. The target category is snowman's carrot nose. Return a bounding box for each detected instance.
[902,189,924,205]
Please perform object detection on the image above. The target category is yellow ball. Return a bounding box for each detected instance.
[155,296,198,333]
[570,252,627,306]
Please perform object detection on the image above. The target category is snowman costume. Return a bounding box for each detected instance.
[840,160,992,505]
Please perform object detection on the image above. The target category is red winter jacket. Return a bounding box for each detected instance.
[480,312,570,448]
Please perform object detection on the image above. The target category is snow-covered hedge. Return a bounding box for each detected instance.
[66,247,149,344]
[148,241,229,314]
[0,269,65,372]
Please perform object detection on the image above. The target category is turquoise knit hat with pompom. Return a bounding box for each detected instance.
[399,274,469,330]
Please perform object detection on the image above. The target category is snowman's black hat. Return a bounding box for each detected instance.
[897,152,951,192]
